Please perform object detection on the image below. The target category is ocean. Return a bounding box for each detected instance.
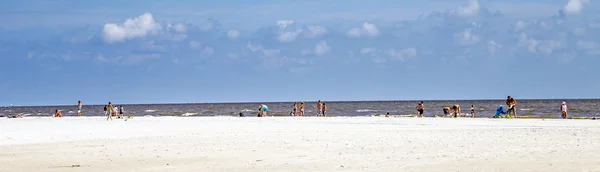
[1,99,599,118]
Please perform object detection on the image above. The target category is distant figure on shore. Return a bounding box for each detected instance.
[322,103,327,116]
[317,100,322,116]
[506,96,517,118]
[443,106,450,117]
[8,113,22,118]
[119,106,124,119]
[561,102,568,119]
[112,105,118,117]
[54,109,62,118]
[77,100,83,116]
[300,102,305,117]
[415,101,424,117]
[452,104,460,118]
[292,102,297,116]
[385,112,390,118]
[470,105,475,118]
[239,112,245,117]
[107,102,113,121]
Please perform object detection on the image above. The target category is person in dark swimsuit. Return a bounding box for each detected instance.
[470,105,475,118]
[452,104,460,118]
[443,107,450,116]
[415,101,424,117]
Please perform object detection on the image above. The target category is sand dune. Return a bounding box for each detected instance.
[1,117,599,172]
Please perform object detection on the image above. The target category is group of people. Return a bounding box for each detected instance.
[290,100,327,117]
[103,102,126,120]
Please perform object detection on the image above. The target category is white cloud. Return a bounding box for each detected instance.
[102,13,161,43]
[387,48,417,61]
[203,47,214,56]
[536,40,565,54]
[519,33,538,53]
[189,41,201,49]
[227,29,240,39]
[563,0,590,15]
[246,43,280,57]
[96,55,109,62]
[315,41,331,56]
[277,20,294,29]
[577,40,600,55]
[347,23,379,38]
[455,28,480,45]
[360,48,377,54]
[305,26,327,37]
[27,52,34,59]
[456,0,480,16]
[277,29,303,42]
[487,41,502,55]
[167,23,186,33]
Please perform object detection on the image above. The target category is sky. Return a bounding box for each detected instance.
[1,0,599,106]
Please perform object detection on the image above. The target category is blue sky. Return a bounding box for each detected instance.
[1,0,599,106]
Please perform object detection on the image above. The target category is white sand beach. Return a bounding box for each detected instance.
[1,117,599,172]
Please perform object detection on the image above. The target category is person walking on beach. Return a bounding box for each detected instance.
[317,100,322,116]
[106,102,113,121]
[260,104,268,117]
[470,105,475,118]
[452,104,460,118]
[300,102,305,117]
[560,102,568,119]
[415,102,424,117]
[77,100,83,116]
[322,103,327,116]
[506,96,517,118]
[292,102,297,116]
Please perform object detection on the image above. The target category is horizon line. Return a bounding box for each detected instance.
[3,98,597,108]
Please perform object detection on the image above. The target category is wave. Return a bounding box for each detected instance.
[520,109,534,111]
[145,110,157,113]
[181,113,198,116]
[356,109,379,112]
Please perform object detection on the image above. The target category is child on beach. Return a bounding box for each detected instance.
[443,106,450,117]
[317,100,322,116]
[54,109,62,118]
[119,106,124,119]
[493,105,507,118]
[452,104,460,118]
[103,106,107,116]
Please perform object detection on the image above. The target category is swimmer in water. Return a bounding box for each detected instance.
[452,104,460,118]
[506,96,517,118]
[292,102,297,116]
[106,102,113,121]
[560,102,568,119]
[415,102,424,117]
[470,105,475,118]
[300,102,305,117]
[77,100,82,116]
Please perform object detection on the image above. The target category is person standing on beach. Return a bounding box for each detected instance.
[260,104,268,117]
[506,96,517,118]
[560,102,568,119]
[292,102,297,116]
[317,100,322,116]
[300,102,305,117]
[119,106,124,119]
[77,101,83,116]
[106,102,113,121]
[470,105,475,118]
[54,109,62,118]
[322,103,327,116]
[415,102,424,117]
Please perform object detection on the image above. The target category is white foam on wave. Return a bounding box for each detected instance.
[68,111,74,114]
[357,109,379,112]
[521,109,533,111]
[181,113,198,116]
[145,110,157,113]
